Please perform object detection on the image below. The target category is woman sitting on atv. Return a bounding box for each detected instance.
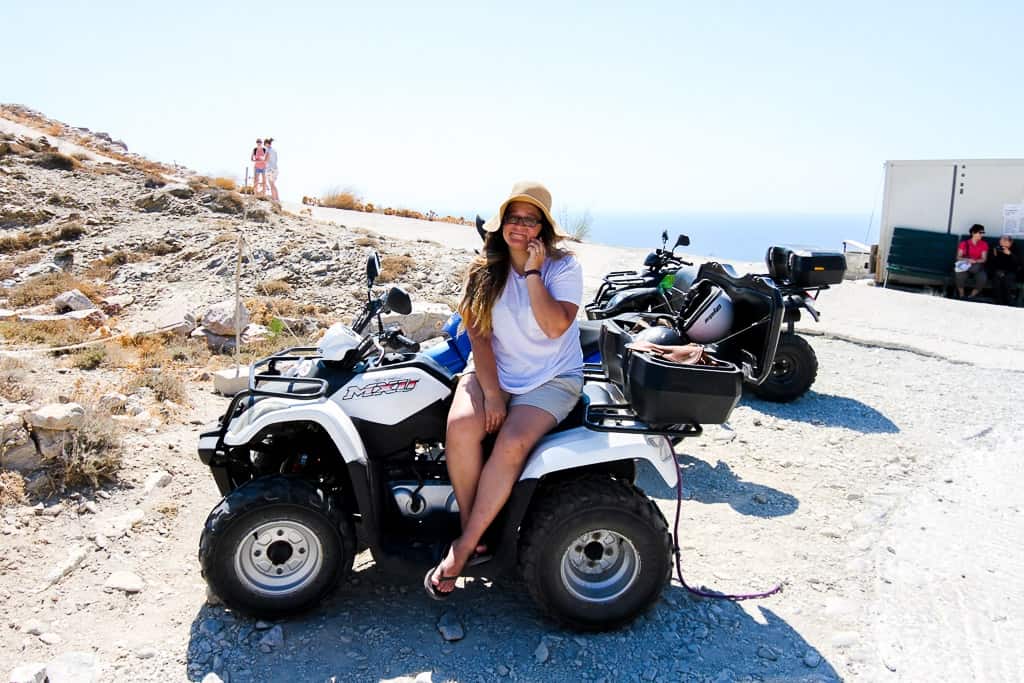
[425,181,585,599]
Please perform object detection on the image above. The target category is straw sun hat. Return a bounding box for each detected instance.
[482,181,568,238]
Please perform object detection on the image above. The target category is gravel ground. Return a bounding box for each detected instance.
[4,330,1020,682]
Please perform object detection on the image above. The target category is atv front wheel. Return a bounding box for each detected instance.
[519,476,671,631]
[198,476,354,618]
[750,332,818,403]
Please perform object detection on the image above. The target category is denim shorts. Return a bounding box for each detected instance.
[254,167,266,175]
[507,374,584,423]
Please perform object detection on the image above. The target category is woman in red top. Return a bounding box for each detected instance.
[251,139,267,196]
[955,224,988,298]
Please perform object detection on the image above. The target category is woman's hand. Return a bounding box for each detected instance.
[525,238,547,272]
[482,389,507,433]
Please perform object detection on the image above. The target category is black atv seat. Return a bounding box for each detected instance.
[578,320,602,359]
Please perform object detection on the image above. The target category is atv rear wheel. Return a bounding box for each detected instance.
[519,475,671,631]
[750,332,818,403]
[198,476,354,618]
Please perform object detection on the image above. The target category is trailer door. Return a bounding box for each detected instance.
[950,161,1024,237]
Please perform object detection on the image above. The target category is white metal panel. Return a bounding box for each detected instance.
[878,161,955,275]
[950,161,1024,237]
[332,367,451,425]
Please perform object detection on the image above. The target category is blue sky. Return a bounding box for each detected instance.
[4,1,1021,219]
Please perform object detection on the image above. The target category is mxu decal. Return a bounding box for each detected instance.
[342,378,420,400]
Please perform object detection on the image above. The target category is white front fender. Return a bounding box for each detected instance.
[222,398,367,465]
[519,426,679,487]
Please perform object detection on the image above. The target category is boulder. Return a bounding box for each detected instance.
[44,652,100,683]
[241,323,271,344]
[201,300,250,336]
[24,403,85,431]
[1,414,41,472]
[263,266,293,282]
[53,289,94,313]
[213,366,251,397]
[100,294,134,314]
[164,184,194,199]
[20,262,62,278]
[8,662,46,683]
[382,302,453,343]
[134,191,173,213]
[32,429,68,460]
[204,189,245,215]
[98,392,128,413]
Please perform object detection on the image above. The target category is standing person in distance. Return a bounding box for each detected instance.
[265,137,279,201]
[251,139,267,196]
[424,181,584,600]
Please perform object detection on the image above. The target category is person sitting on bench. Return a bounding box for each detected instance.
[955,224,988,299]
[989,234,1022,306]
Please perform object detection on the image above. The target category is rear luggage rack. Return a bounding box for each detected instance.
[581,364,703,439]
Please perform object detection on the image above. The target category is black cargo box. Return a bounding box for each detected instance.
[766,246,846,287]
[599,315,742,426]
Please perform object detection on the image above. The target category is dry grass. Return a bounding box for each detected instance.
[69,345,107,370]
[57,406,124,489]
[321,188,364,211]
[32,151,80,171]
[0,221,85,254]
[0,357,34,402]
[354,236,379,248]
[257,279,292,295]
[0,319,93,347]
[211,177,238,191]
[0,472,26,508]
[125,369,187,403]
[0,207,54,229]
[6,271,106,307]
[245,296,324,325]
[83,250,134,279]
[379,254,415,282]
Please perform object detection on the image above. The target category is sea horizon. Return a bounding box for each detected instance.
[579,211,878,262]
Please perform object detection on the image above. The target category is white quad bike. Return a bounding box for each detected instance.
[197,252,783,630]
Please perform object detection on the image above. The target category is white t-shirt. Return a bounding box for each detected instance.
[489,255,584,394]
[266,148,279,170]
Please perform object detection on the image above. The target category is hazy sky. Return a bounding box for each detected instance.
[4,1,1021,218]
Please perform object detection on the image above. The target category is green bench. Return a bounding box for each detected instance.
[884,227,959,288]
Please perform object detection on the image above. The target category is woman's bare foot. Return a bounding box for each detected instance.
[429,539,474,595]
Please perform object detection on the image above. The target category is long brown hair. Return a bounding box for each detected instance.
[457,214,571,336]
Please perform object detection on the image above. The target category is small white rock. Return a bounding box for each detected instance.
[104,570,145,593]
[534,640,550,664]
[38,632,62,645]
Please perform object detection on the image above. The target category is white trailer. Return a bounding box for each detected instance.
[877,159,1024,283]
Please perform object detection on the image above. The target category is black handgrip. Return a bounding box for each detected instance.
[393,333,420,352]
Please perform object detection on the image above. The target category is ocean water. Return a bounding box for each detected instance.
[582,212,877,262]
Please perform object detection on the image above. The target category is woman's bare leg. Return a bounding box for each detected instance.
[432,405,555,591]
[445,374,489,531]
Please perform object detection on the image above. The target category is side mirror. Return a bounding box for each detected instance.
[366,251,381,287]
[661,230,669,248]
[475,215,487,243]
[674,234,690,249]
[385,287,412,315]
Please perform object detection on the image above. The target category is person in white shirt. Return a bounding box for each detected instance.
[424,181,584,600]
[264,137,279,201]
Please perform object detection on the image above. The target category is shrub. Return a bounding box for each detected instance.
[354,236,378,248]
[143,238,181,256]
[126,368,187,403]
[0,221,86,254]
[6,272,106,307]
[0,472,26,508]
[0,357,34,402]
[379,254,415,282]
[70,345,107,370]
[257,279,292,295]
[558,208,593,242]
[71,151,92,162]
[58,406,124,489]
[32,151,80,171]
[84,250,134,279]
[0,207,53,230]
[321,188,364,211]
[211,177,237,191]
[0,320,92,347]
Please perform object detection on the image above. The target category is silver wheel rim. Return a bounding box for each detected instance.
[559,529,641,603]
[234,520,325,597]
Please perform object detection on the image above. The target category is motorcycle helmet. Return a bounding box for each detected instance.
[679,280,734,343]
[634,325,684,346]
